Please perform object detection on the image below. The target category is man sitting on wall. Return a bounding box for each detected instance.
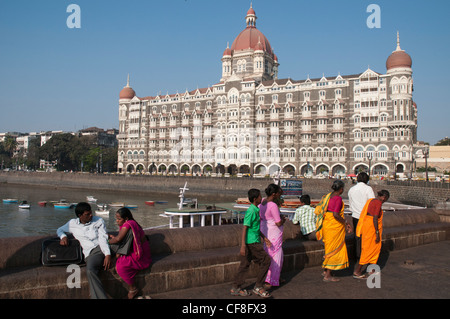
[57,202,111,299]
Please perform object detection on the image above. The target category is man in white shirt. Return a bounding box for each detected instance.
[348,172,375,259]
[57,202,111,299]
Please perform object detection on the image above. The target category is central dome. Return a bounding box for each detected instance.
[230,27,273,55]
[229,5,273,56]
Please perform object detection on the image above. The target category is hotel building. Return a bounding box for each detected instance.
[117,6,417,178]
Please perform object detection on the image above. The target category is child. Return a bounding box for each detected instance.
[231,188,271,298]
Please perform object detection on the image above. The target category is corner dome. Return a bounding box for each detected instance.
[386,50,412,70]
[120,87,136,100]
[119,75,136,100]
[386,32,412,71]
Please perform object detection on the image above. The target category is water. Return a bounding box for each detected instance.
[0,183,229,238]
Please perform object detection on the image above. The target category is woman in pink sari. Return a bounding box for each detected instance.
[108,208,152,299]
[259,183,286,288]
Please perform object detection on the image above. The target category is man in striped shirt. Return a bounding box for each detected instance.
[293,195,317,240]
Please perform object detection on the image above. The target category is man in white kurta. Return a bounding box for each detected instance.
[348,172,375,259]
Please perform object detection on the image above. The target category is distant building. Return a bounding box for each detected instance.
[78,127,118,148]
[115,6,416,177]
[415,145,450,173]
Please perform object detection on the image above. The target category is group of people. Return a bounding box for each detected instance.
[233,172,390,298]
[57,203,152,299]
[56,172,387,299]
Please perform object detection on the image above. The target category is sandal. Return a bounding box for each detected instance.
[353,273,369,279]
[253,287,271,298]
[128,288,139,299]
[230,288,251,297]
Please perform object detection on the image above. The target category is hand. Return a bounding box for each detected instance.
[375,234,380,243]
[103,255,112,270]
[345,222,352,234]
[240,246,246,257]
[60,237,69,246]
[264,237,272,248]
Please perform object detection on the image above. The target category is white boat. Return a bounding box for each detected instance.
[110,202,124,207]
[3,199,18,203]
[95,204,110,215]
[19,201,31,209]
[86,196,97,203]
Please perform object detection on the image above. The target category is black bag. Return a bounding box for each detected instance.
[41,237,84,266]
[110,227,134,256]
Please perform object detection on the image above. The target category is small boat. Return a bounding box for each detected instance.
[110,202,124,207]
[95,204,110,215]
[145,201,155,206]
[53,200,74,209]
[124,204,138,209]
[38,201,47,207]
[156,201,168,205]
[86,196,97,203]
[19,201,31,209]
[3,199,18,203]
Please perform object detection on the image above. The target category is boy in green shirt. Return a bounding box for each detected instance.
[231,189,271,298]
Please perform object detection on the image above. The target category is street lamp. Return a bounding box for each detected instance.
[423,147,429,182]
[367,152,373,176]
[393,154,399,180]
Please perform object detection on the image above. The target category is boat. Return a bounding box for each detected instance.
[124,204,138,209]
[86,196,97,203]
[156,201,168,205]
[110,202,124,207]
[95,204,110,215]
[18,201,31,209]
[145,201,155,206]
[38,201,47,207]
[53,200,75,209]
[3,199,18,203]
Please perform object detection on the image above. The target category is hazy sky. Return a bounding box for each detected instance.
[0,0,449,144]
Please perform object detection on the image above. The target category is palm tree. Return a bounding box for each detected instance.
[3,135,17,158]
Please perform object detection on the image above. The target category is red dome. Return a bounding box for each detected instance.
[119,87,135,100]
[386,50,412,70]
[230,26,273,55]
[223,46,232,57]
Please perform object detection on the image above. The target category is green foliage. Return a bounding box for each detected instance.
[1,133,118,172]
[435,137,450,146]
[416,166,437,172]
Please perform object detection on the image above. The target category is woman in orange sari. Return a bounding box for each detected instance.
[353,190,390,279]
[315,180,352,282]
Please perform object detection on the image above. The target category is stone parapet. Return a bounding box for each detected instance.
[1,209,449,298]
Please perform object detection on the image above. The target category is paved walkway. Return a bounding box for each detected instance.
[152,240,450,299]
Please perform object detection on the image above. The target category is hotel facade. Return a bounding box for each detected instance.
[117,6,417,178]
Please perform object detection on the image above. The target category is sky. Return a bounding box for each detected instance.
[0,0,449,145]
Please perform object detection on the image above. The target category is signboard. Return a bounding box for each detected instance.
[280,179,302,196]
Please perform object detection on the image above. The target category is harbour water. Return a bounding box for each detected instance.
[0,183,232,238]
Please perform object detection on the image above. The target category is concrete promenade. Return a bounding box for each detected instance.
[152,240,450,299]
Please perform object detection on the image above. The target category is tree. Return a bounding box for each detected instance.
[435,137,450,146]
[39,133,81,171]
[3,135,17,158]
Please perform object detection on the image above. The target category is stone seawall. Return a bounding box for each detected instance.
[0,171,449,207]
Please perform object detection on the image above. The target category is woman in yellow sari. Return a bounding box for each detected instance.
[353,190,390,279]
[315,180,352,282]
